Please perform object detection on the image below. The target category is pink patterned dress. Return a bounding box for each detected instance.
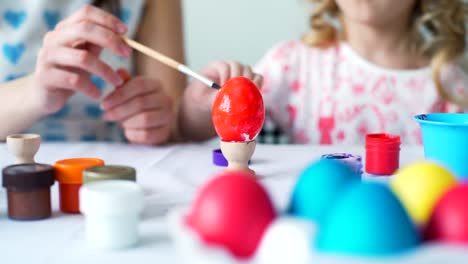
[255,40,467,145]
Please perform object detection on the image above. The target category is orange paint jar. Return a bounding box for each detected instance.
[54,158,105,213]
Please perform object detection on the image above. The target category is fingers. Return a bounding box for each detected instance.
[242,65,254,79]
[101,75,174,145]
[103,92,171,122]
[120,110,172,129]
[101,77,162,110]
[38,46,123,86]
[253,74,264,89]
[43,20,131,57]
[36,66,101,99]
[200,61,230,85]
[116,68,131,82]
[101,78,171,123]
[32,4,131,112]
[200,60,263,88]
[226,61,244,78]
[124,126,171,145]
[56,4,127,34]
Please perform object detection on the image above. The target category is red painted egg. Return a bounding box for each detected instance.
[212,77,265,142]
[185,171,276,258]
[425,184,468,243]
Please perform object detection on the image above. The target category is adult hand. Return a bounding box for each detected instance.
[101,73,174,145]
[32,4,131,115]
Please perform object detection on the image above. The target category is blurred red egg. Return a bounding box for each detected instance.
[425,184,468,244]
[185,171,276,258]
[212,76,265,142]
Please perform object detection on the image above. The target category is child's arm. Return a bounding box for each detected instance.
[134,0,186,99]
[100,0,186,145]
[177,61,263,142]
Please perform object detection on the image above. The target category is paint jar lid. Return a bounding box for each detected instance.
[366,134,400,147]
[321,153,363,176]
[54,158,105,184]
[83,165,136,184]
[80,180,144,215]
[2,163,54,190]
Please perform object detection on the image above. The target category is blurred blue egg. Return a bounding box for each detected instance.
[316,182,420,256]
[288,159,359,222]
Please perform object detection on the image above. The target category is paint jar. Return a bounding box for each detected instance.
[54,158,105,213]
[83,165,136,184]
[80,180,144,250]
[365,134,400,176]
[2,163,55,220]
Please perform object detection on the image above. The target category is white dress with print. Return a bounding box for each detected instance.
[255,40,467,145]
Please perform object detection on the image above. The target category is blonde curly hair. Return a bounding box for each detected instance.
[303,0,468,107]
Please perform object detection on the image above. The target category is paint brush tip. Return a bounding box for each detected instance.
[212,83,221,89]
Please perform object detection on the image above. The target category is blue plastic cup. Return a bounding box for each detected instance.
[414,113,468,180]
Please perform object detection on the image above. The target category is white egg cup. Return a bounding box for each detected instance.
[220,140,256,175]
[6,133,41,164]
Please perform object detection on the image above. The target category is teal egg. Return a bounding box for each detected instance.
[289,159,359,222]
[316,182,420,256]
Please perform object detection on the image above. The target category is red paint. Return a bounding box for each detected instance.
[212,77,265,142]
[365,133,400,175]
[186,171,276,259]
[425,184,468,243]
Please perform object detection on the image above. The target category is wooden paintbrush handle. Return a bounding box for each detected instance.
[122,36,180,70]
[122,36,220,89]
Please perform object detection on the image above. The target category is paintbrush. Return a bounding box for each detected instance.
[122,36,220,89]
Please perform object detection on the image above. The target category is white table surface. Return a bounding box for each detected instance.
[0,142,467,263]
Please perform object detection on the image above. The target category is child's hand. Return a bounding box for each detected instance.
[184,60,263,109]
[193,60,263,92]
[100,76,173,145]
[32,4,131,115]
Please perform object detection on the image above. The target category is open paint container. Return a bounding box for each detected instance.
[414,113,468,180]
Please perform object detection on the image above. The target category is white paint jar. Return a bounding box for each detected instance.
[80,180,144,250]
